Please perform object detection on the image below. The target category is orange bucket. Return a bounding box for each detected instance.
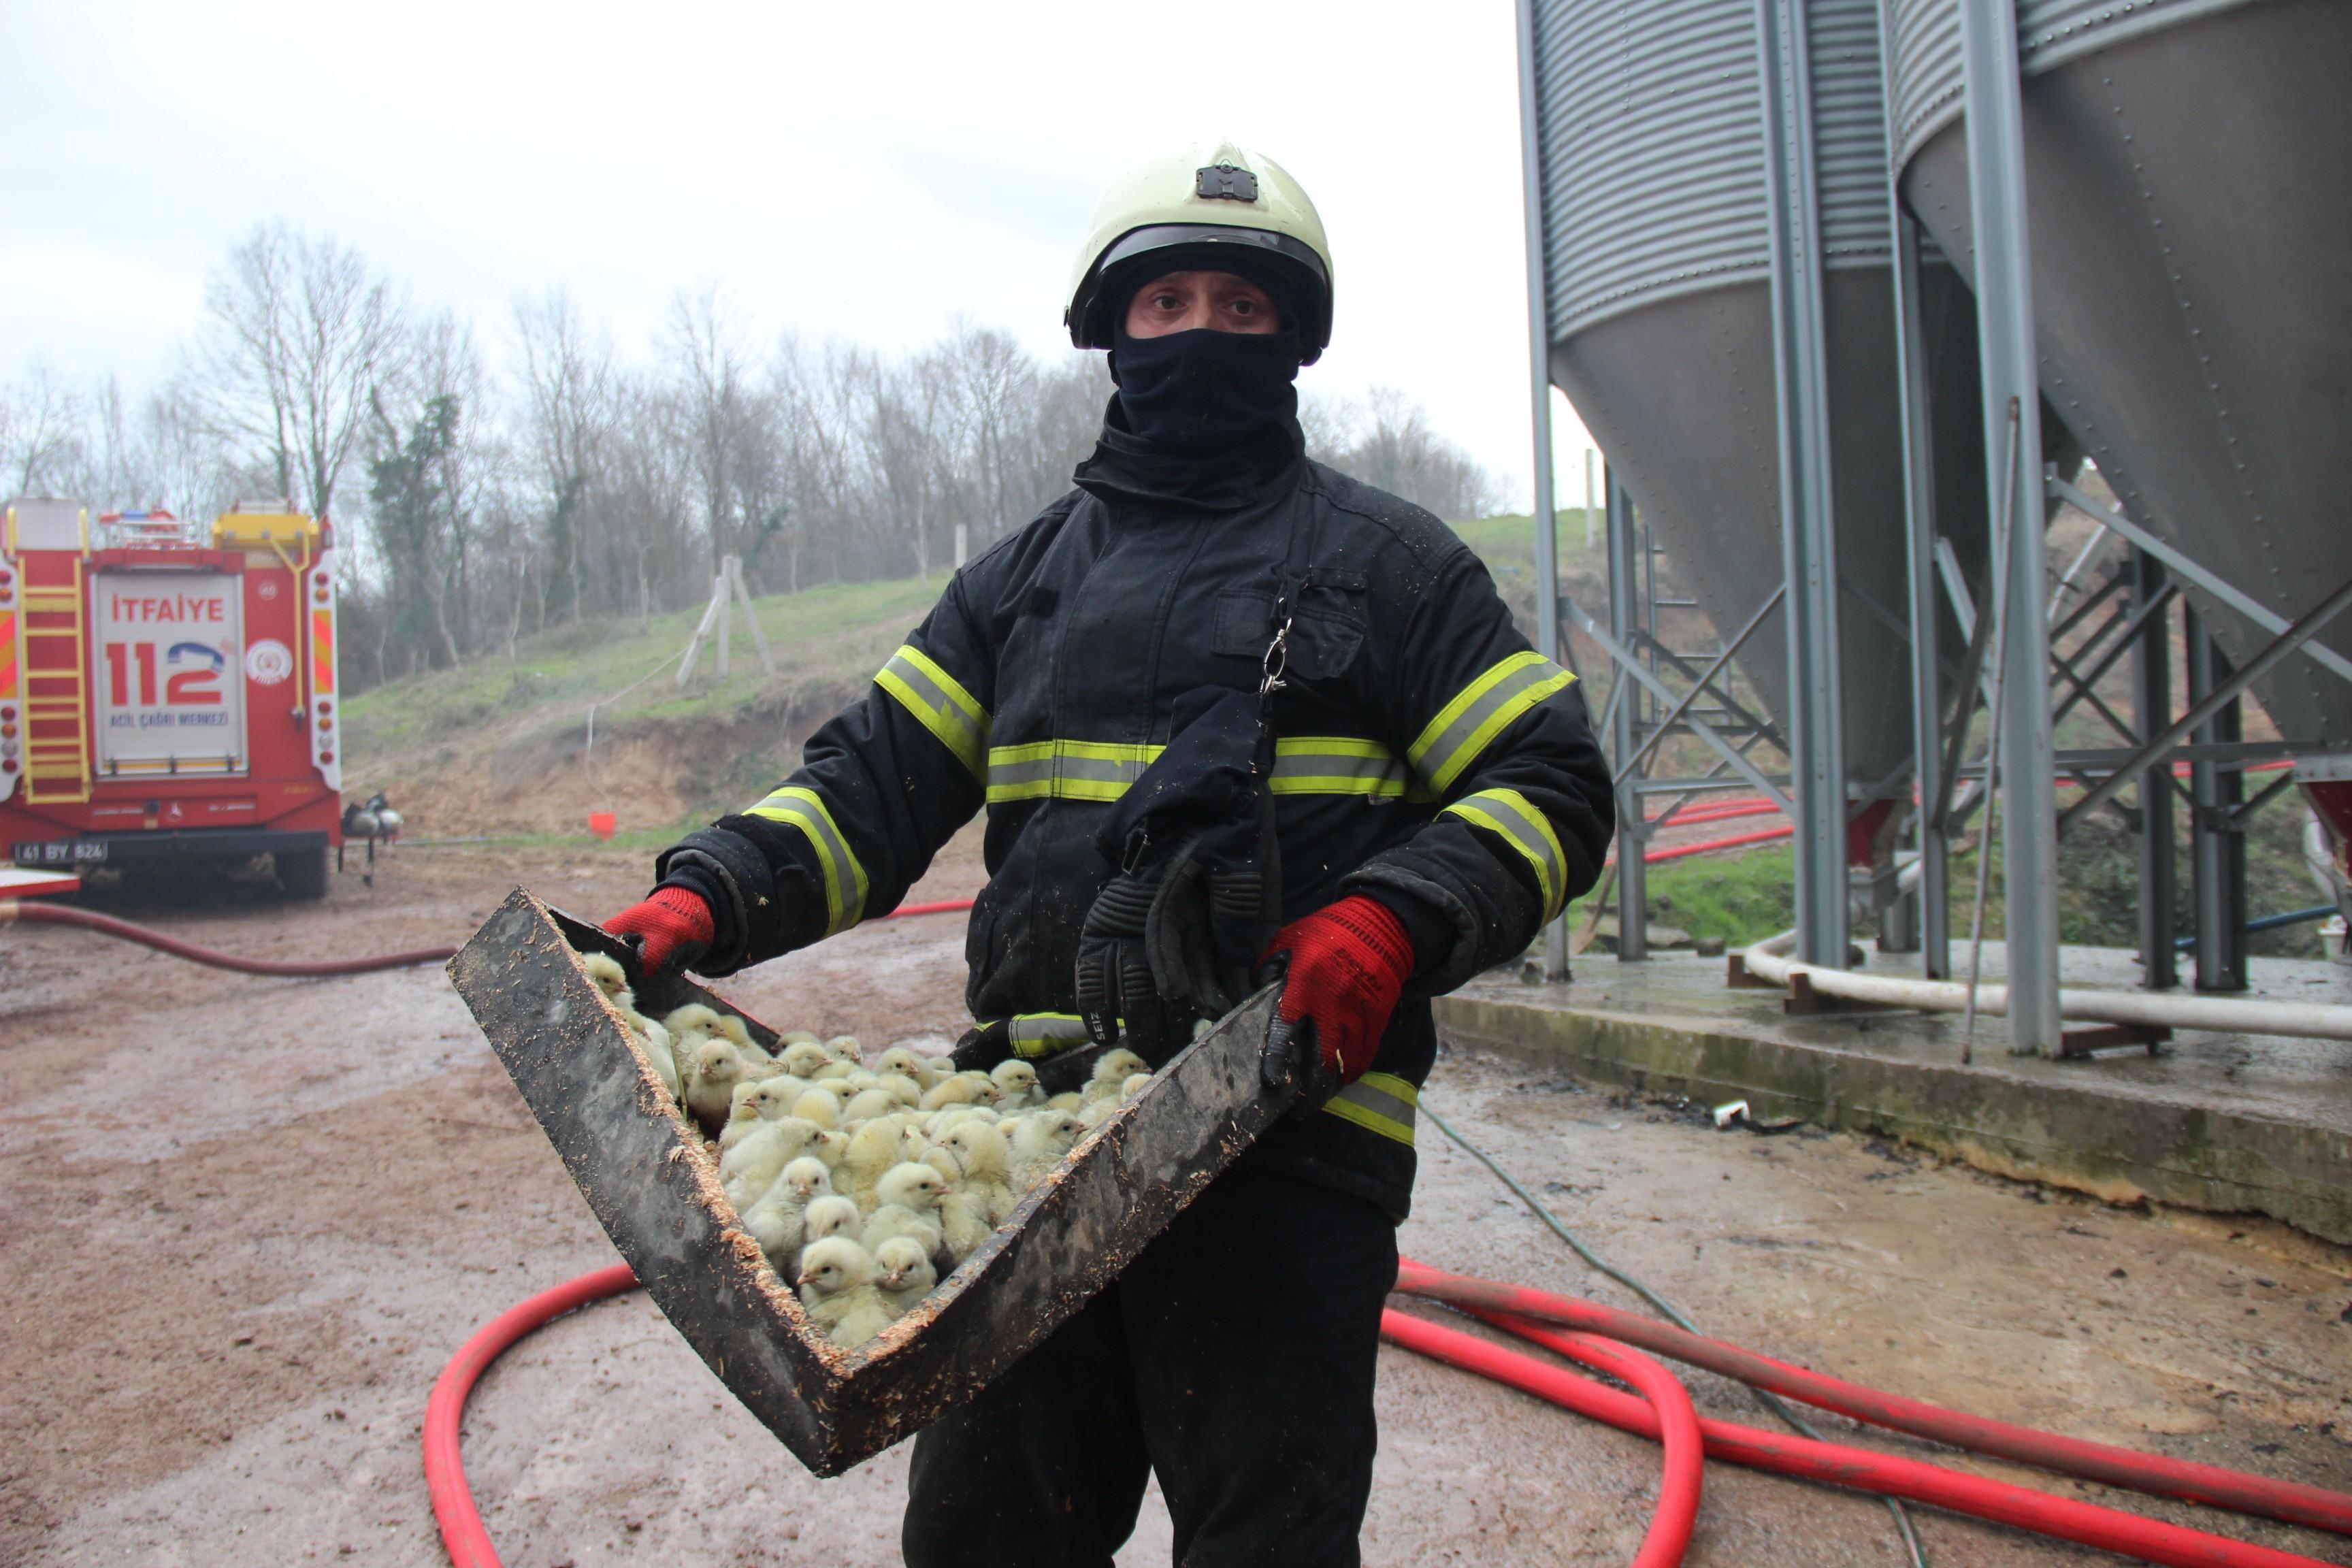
[587,811,617,841]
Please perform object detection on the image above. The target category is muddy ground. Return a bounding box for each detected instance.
[3,831,2347,1567]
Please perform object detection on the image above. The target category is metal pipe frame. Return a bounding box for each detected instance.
[2053,576,2176,730]
[1627,630,1791,749]
[1613,587,1786,783]
[1605,467,1649,960]
[1514,0,1571,983]
[1960,0,2061,1053]
[1565,592,1797,815]
[2048,474,2352,689]
[2133,549,2178,990]
[2059,572,2352,833]
[1757,0,1850,969]
[2186,608,2249,992]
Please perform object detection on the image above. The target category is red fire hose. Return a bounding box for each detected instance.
[0,889,977,979]
[1380,1306,2334,1568]
[423,1263,641,1568]
[1515,1318,1706,1567]
[1395,1258,2352,1538]
[427,1260,2342,1568]
[0,899,459,974]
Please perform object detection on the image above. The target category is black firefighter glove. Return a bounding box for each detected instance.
[1073,687,1282,1066]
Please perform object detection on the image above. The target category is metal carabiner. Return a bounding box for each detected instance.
[1259,611,1295,698]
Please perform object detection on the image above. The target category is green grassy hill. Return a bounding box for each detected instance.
[344,574,949,841]
[343,517,1595,841]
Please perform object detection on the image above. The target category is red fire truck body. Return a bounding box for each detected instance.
[1,499,343,896]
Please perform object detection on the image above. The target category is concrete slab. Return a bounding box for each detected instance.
[1435,942,2352,1242]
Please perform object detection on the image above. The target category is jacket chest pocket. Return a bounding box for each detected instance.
[1211,587,1366,683]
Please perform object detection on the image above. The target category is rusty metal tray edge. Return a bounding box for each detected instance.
[446,887,1296,1475]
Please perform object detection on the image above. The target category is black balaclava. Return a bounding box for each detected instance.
[1107,323,1303,457]
[1074,255,1311,510]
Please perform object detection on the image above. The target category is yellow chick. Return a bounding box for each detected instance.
[872,1236,938,1314]
[796,1237,896,1348]
[938,1120,1017,1222]
[988,1060,1041,1109]
[719,1117,822,1207]
[779,1039,832,1079]
[862,1162,949,1258]
[1007,1108,1085,1192]
[1090,1048,1151,1088]
[634,1016,683,1105]
[789,1194,862,1282]
[683,1039,755,1127]
[581,951,634,1009]
[789,1088,843,1130]
[840,1117,919,1210]
[841,1088,900,1125]
[919,1075,983,1113]
[874,1046,940,1090]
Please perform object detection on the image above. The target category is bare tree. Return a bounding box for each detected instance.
[0,364,86,495]
[184,223,406,517]
[866,349,958,578]
[514,289,617,624]
[35,225,1502,696]
[664,284,765,568]
[1309,385,1504,521]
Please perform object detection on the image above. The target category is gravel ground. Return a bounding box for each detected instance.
[2,832,2346,1566]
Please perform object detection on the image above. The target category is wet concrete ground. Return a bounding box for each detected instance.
[1443,940,2352,1243]
[1,835,2346,1565]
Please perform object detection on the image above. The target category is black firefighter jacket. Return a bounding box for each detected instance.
[657,443,1612,1219]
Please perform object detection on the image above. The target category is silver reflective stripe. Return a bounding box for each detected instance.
[876,644,987,780]
[1269,736,1417,799]
[986,740,1162,803]
[1443,787,1569,921]
[1007,1013,1094,1059]
[1322,1071,1418,1145]
[1409,653,1577,794]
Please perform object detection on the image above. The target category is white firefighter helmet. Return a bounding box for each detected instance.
[1065,141,1335,363]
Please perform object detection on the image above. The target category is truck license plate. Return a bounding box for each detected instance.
[12,840,107,865]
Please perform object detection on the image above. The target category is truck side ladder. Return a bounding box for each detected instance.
[22,556,91,804]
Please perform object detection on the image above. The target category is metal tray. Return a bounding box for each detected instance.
[446,887,1301,1475]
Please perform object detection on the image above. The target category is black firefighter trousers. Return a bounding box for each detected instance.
[901,1154,1399,1568]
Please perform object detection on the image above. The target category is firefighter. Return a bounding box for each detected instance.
[606,141,1612,1566]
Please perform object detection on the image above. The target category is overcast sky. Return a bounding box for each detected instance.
[1,1,1595,506]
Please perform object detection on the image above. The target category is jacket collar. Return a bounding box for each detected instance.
[1072,395,1306,514]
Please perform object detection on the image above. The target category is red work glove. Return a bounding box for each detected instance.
[1260,895,1415,1085]
[604,886,714,975]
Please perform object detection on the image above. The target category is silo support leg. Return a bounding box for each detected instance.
[1960,0,2060,1053]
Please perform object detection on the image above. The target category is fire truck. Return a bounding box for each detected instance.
[0,498,343,897]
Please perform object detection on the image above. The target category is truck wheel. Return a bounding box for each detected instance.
[278,847,331,900]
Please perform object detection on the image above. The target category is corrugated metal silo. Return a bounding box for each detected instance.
[1529,0,1974,788]
[1889,0,2352,752]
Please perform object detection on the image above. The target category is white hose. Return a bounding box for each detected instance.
[1740,932,2352,1043]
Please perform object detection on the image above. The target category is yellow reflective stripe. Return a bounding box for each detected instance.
[987,734,1446,806]
[1408,652,1576,794]
[875,644,988,781]
[1269,736,1421,800]
[1003,1013,1096,1060]
[986,739,1162,804]
[745,785,868,936]
[1321,1071,1418,1145]
[1444,787,1569,921]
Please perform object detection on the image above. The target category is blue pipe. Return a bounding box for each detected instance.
[2172,904,2338,952]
